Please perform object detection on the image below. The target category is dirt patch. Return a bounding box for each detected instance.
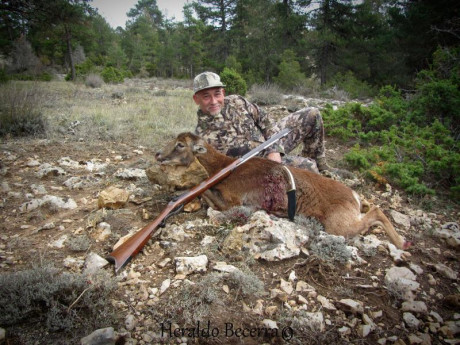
[1,132,459,345]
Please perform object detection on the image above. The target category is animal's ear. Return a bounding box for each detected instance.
[192,144,207,154]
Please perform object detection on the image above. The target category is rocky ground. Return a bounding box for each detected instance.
[0,114,459,345]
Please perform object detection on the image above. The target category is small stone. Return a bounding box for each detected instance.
[125,314,137,331]
[262,319,278,329]
[403,312,421,329]
[265,306,278,317]
[280,278,294,295]
[317,295,337,311]
[98,186,129,209]
[357,324,372,337]
[434,263,458,280]
[338,326,351,337]
[174,255,208,275]
[401,301,428,315]
[160,279,171,295]
[336,299,364,315]
[80,327,115,345]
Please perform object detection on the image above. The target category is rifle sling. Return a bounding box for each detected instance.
[282,165,296,221]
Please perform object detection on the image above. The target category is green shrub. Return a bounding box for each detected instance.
[274,49,307,90]
[220,67,247,95]
[101,66,124,84]
[0,83,47,137]
[325,87,458,197]
[65,59,97,81]
[327,71,377,99]
[0,68,8,83]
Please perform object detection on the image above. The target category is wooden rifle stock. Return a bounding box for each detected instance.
[106,164,236,273]
[106,128,291,273]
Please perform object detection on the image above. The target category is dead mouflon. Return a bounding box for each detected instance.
[156,132,412,250]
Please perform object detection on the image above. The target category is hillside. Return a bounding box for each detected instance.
[0,79,459,345]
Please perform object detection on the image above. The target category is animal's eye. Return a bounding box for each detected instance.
[176,142,185,149]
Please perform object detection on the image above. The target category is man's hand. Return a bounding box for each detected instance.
[267,152,282,163]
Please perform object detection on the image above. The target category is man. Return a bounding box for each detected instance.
[192,71,339,174]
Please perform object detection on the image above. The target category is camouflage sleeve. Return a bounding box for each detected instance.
[239,97,284,155]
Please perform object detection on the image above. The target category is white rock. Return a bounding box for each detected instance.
[0,327,5,341]
[25,159,40,167]
[403,312,421,329]
[48,235,68,248]
[83,252,109,275]
[390,210,411,229]
[434,263,458,280]
[30,184,47,195]
[36,163,66,178]
[115,168,147,180]
[81,327,115,345]
[212,262,241,274]
[125,314,137,331]
[409,263,424,275]
[221,211,309,261]
[429,311,443,323]
[401,301,428,315]
[317,295,337,311]
[280,279,294,295]
[200,235,215,246]
[174,255,208,275]
[338,326,351,337]
[296,280,315,292]
[262,319,278,329]
[434,222,460,248]
[357,324,372,337]
[58,157,80,169]
[384,266,420,301]
[160,279,171,295]
[337,299,364,315]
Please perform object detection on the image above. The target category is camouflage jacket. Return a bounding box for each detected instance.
[194,95,283,157]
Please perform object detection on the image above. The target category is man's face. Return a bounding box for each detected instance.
[193,87,225,116]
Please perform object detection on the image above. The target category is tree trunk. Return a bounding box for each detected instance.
[65,25,76,81]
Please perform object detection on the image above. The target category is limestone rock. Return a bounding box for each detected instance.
[390,210,411,229]
[146,159,208,191]
[401,301,428,315]
[336,299,364,315]
[83,252,109,275]
[174,255,208,275]
[384,266,420,301]
[220,210,309,261]
[80,327,116,345]
[115,168,147,180]
[434,222,460,248]
[97,186,129,209]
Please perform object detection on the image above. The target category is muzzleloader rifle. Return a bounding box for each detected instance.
[107,128,291,273]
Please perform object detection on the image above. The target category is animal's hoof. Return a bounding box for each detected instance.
[403,240,414,250]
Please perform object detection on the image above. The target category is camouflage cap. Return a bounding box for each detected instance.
[193,72,225,94]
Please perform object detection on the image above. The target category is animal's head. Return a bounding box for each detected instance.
[155,132,208,167]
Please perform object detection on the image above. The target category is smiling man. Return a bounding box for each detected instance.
[192,71,345,175]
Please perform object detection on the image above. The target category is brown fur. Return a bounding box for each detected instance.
[156,132,411,249]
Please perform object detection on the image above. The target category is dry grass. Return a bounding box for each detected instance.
[1,79,197,148]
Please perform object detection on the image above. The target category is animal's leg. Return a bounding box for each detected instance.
[201,189,231,210]
[355,206,409,249]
